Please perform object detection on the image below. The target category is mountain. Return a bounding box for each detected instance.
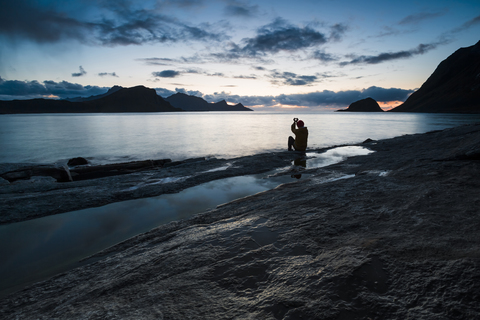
[84,86,179,112]
[65,85,122,102]
[165,92,252,111]
[0,86,180,114]
[336,97,384,112]
[390,41,480,113]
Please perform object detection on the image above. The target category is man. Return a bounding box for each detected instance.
[288,118,308,152]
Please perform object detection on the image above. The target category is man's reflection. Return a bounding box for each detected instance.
[291,156,307,179]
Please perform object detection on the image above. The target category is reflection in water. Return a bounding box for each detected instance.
[291,156,307,179]
[0,145,373,297]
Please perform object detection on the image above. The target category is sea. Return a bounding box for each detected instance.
[1,111,480,165]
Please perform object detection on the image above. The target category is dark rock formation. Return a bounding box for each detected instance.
[337,97,384,112]
[0,159,173,183]
[0,165,72,182]
[0,86,180,114]
[165,92,252,111]
[67,157,89,167]
[390,40,480,113]
[69,159,172,181]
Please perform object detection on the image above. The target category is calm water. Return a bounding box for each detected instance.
[1,111,480,164]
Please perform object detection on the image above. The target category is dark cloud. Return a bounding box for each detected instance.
[340,42,443,65]
[269,71,318,86]
[0,77,109,100]
[269,70,324,86]
[202,86,413,108]
[137,57,181,66]
[312,50,338,62]
[329,23,348,42]
[0,0,226,46]
[98,72,118,77]
[451,14,480,33]
[72,66,87,77]
[0,0,91,44]
[237,18,328,56]
[159,0,205,8]
[224,1,259,17]
[274,86,413,107]
[233,75,257,79]
[152,70,181,78]
[398,11,446,25]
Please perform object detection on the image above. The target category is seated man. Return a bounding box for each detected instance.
[288,118,308,152]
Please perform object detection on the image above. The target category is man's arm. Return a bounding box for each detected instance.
[291,122,297,134]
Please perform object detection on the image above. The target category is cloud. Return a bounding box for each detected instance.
[72,66,87,77]
[98,72,118,77]
[152,70,181,78]
[274,86,413,107]
[312,50,338,62]
[451,14,480,33]
[398,11,447,25]
[0,0,227,46]
[236,18,328,56]
[340,42,444,65]
[224,1,259,17]
[195,85,414,108]
[233,75,257,79]
[269,71,318,86]
[0,77,109,100]
[329,23,348,42]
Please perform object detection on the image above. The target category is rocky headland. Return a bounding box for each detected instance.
[336,97,384,112]
[1,123,480,319]
[390,40,480,113]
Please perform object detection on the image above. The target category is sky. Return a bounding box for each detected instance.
[0,0,479,110]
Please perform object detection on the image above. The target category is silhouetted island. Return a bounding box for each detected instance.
[390,40,480,113]
[166,92,252,111]
[337,97,384,112]
[0,85,251,114]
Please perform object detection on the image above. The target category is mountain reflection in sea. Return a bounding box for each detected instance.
[1,111,480,165]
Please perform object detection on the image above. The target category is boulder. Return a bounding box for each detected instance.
[68,157,89,166]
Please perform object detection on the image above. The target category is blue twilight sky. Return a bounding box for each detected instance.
[0,0,479,110]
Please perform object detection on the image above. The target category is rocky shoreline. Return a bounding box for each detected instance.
[1,123,480,319]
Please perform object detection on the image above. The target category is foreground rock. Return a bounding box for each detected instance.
[1,124,480,319]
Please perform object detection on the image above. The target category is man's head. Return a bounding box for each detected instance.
[297,120,304,128]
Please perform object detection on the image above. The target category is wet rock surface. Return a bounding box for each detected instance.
[1,123,480,319]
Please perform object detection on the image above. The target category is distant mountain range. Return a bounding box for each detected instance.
[390,40,480,113]
[165,93,251,111]
[0,86,252,114]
